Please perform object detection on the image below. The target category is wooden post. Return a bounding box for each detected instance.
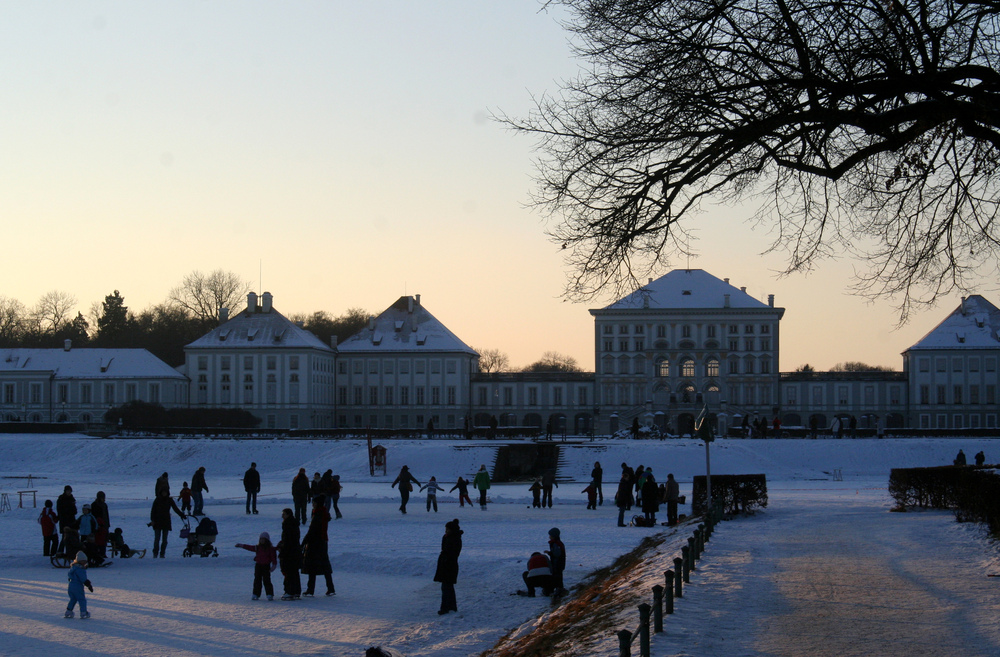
[617,629,632,657]
[652,585,663,633]
[664,571,675,614]
[638,603,651,657]
[681,546,691,582]
[673,557,684,597]
[688,536,698,568]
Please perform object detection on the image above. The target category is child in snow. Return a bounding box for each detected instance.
[39,499,59,556]
[450,477,473,508]
[528,480,543,508]
[582,482,598,510]
[235,531,278,600]
[109,527,141,558]
[65,551,93,619]
[177,482,193,514]
[420,477,444,512]
[546,527,566,596]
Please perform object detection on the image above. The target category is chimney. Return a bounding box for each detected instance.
[648,277,653,285]
[261,291,273,313]
[768,294,774,307]
[330,335,338,349]
[247,292,258,313]
[724,294,730,308]
[368,316,376,331]
[219,307,229,323]
[961,296,967,315]
[63,339,71,352]
[724,278,729,285]
[408,296,414,313]
[740,286,746,293]
[415,294,421,306]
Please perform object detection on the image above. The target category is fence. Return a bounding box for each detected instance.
[616,504,723,657]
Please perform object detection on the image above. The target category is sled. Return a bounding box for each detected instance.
[51,554,113,568]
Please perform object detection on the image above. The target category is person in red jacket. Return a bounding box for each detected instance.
[38,499,59,556]
[519,551,554,597]
[235,531,278,600]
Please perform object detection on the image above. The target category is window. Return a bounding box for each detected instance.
[890,386,901,405]
[400,361,410,374]
[221,356,230,370]
[656,325,666,338]
[728,359,739,374]
[290,414,299,429]
[936,358,946,372]
[988,385,996,405]
[785,387,797,404]
[658,359,670,377]
[244,379,254,404]
[338,361,347,375]
[729,339,739,351]
[970,385,979,404]
[384,360,394,374]
[729,325,739,334]
[198,356,208,371]
[761,325,770,334]
[30,383,42,404]
[400,387,410,405]
[528,387,538,406]
[744,325,755,334]
[385,386,394,405]
[864,385,875,405]
[446,360,457,374]
[266,378,277,404]
[416,361,425,374]
[267,356,277,370]
[3,383,13,404]
[970,358,980,372]
[987,358,997,373]
[554,387,563,405]
[918,358,930,372]
[760,338,770,351]
[431,387,440,405]
[634,339,644,351]
[353,387,363,405]
[149,383,160,404]
[619,325,629,334]
[937,385,947,404]
[635,325,644,334]
[369,361,379,374]
[447,386,456,405]
[604,325,613,334]
[707,325,716,338]
[353,360,363,374]
[920,385,929,404]
[58,384,68,403]
[369,386,378,405]
[682,325,692,338]
[681,359,695,377]
[812,387,823,405]
[290,356,299,370]
[954,385,962,404]
[838,386,848,405]
[431,360,441,374]
[953,358,963,372]
[619,340,629,352]
[503,388,513,406]
[706,359,719,377]
[604,339,614,352]
[744,338,754,351]
[338,387,347,405]
[578,387,588,406]
[761,359,771,374]
[478,387,487,406]
[416,387,425,405]
[80,384,92,404]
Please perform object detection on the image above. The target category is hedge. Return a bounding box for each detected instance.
[691,473,768,515]
[888,465,1000,535]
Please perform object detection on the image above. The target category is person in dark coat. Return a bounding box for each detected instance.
[56,485,77,533]
[292,468,311,525]
[590,461,604,505]
[450,477,473,507]
[149,489,185,558]
[620,463,635,510]
[975,451,986,466]
[641,469,659,524]
[665,473,680,526]
[243,462,261,515]
[615,473,633,527]
[39,499,60,556]
[391,465,420,514]
[546,527,566,595]
[301,496,335,596]
[319,470,334,513]
[433,518,463,614]
[633,465,645,506]
[954,449,967,466]
[191,466,209,516]
[90,491,110,558]
[277,508,302,600]
[541,469,558,508]
[155,472,170,498]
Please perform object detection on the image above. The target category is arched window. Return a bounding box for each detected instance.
[657,358,670,378]
[706,358,719,377]
[680,383,695,403]
[681,359,695,377]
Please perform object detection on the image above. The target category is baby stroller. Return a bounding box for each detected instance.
[181,516,219,558]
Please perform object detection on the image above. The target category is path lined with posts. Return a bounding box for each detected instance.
[658,485,1000,657]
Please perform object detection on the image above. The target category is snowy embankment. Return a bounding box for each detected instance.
[0,435,997,657]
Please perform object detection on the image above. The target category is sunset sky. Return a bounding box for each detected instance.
[2,1,996,372]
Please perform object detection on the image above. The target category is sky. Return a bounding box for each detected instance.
[2,1,998,372]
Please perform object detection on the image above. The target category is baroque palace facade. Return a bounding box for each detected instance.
[4,269,999,434]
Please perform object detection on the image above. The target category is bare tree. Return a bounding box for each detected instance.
[830,361,895,372]
[522,351,583,373]
[0,296,27,345]
[31,291,77,334]
[168,270,252,323]
[474,347,511,373]
[508,0,1000,319]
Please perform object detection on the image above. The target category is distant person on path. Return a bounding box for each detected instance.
[235,531,277,600]
[665,473,680,526]
[875,416,884,439]
[277,508,302,600]
[191,467,209,516]
[472,465,491,510]
[56,485,77,533]
[641,468,659,524]
[39,499,59,556]
[155,472,170,498]
[292,468,311,525]
[546,528,566,595]
[433,518,462,615]
[391,465,420,514]
[519,551,554,597]
[591,461,604,505]
[528,479,543,508]
[149,489,185,558]
[451,477,473,507]
[615,473,633,527]
[541,469,558,508]
[243,462,261,515]
[954,449,967,466]
[329,474,343,519]
[421,477,444,512]
[177,482,193,514]
[582,481,598,510]
[849,415,858,439]
[975,451,986,466]
[810,416,819,439]
[64,551,93,619]
[301,496,335,596]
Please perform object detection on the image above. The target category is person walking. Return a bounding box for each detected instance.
[528,479,543,508]
[191,466,209,516]
[319,470,335,513]
[39,499,59,556]
[665,473,680,526]
[64,551,93,619]
[292,468,311,525]
[590,461,604,505]
[615,473,633,527]
[177,482,193,514]
[541,469,558,508]
[155,472,170,498]
[433,518,462,615]
[546,528,566,596]
[329,475,343,519]
[472,464,491,510]
[235,531,278,600]
[641,468,659,524]
[450,477,473,508]
[421,477,444,512]
[90,491,110,558]
[149,489,185,558]
[243,462,261,515]
[301,496,335,596]
[277,508,302,600]
[954,449,967,466]
[391,465,420,514]
[582,481,598,510]
[56,485,77,534]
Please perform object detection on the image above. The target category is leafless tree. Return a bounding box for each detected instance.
[508,0,1000,319]
[0,296,27,344]
[475,347,511,373]
[31,291,77,334]
[168,270,252,323]
[522,351,583,373]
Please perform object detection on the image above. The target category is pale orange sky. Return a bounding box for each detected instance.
[2,2,996,372]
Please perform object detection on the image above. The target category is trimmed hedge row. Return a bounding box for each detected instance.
[888,465,1000,535]
[691,474,768,515]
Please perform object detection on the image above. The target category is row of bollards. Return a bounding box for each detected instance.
[616,509,720,657]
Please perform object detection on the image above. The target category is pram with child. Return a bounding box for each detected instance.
[181,515,219,557]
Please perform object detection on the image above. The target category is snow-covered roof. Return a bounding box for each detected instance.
[597,269,777,312]
[337,295,478,356]
[0,348,186,380]
[186,298,333,352]
[906,295,1000,351]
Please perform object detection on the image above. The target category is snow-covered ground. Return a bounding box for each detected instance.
[0,435,998,656]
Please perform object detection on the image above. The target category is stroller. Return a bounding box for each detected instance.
[181,516,219,557]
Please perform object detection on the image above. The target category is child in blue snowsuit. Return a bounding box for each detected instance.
[65,551,93,618]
